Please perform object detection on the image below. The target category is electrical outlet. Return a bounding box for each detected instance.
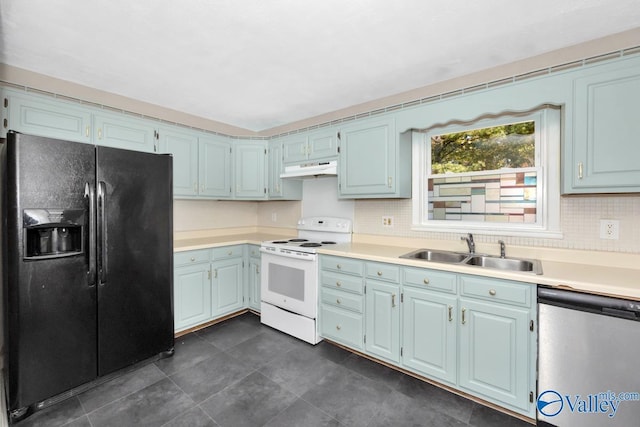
[599,219,619,240]
[382,216,394,227]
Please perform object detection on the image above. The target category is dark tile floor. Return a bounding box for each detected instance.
[15,313,532,427]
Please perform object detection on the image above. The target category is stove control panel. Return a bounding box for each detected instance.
[297,217,352,233]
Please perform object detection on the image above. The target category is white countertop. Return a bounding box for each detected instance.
[174,230,640,301]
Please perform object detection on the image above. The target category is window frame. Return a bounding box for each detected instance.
[411,107,562,238]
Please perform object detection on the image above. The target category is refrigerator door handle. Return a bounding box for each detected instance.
[97,181,108,285]
[84,183,96,286]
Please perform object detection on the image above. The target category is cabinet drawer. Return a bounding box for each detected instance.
[320,304,363,350]
[174,249,211,267]
[321,256,363,276]
[459,275,532,307]
[212,245,244,260]
[321,287,363,313]
[320,271,363,294]
[403,267,457,294]
[247,244,261,259]
[366,262,400,283]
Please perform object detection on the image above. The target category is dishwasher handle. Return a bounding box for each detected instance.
[538,286,640,321]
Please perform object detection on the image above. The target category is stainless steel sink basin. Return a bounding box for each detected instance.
[399,249,543,275]
[464,255,543,275]
[400,249,469,264]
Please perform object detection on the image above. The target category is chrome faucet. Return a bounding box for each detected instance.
[461,233,475,254]
[498,240,506,258]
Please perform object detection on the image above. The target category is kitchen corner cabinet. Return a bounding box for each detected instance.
[268,140,302,200]
[319,255,365,350]
[565,62,640,193]
[282,128,338,164]
[2,89,92,143]
[234,140,267,199]
[364,262,401,364]
[338,116,411,199]
[247,244,261,311]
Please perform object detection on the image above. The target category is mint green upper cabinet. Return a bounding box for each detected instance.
[234,140,267,199]
[2,89,92,143]
[338,116,411,198]
[199,136,233,198]
[566,62,640,193]
[282,129,338,164]
[268,140,302,200]
[94,111,156,152]
[157,125,199,197]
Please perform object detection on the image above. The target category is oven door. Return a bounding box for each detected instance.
[260,250,318,319]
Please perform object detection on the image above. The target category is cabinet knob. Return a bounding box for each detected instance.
[190,257,195,262]
[336,281,342,287]
[489,289,496,296]
[336,325,341,331]
[228,251,233,256]
[85,125,90,137]
[337,264,342,269]
[336,298,341,304]
[423,278,430,285]
[377,271,383,276]
[97,128,103,140]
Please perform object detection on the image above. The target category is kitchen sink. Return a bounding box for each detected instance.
[399,249,543,275]
[464,255,543,275]
[399,249,469,264]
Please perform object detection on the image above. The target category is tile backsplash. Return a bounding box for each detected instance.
[354,194,640,253]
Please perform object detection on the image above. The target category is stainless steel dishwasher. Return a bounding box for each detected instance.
[537,286,640,426]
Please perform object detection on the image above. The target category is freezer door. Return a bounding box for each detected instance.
[6,132,97,410]
[96,146,173,376]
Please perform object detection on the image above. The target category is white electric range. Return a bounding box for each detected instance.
[260,217,352,344]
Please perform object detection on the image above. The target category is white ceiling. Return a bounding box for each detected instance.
[1,0,639,132]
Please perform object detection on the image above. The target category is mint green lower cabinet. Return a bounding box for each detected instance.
[402,287,457,385]
[211,257,244,317]
[174,262,212,332]
[247,255,261,311]
[458,298,531,412]
[320,304,363,350]
[365,280,400,364]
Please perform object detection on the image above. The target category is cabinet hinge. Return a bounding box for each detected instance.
[530,391,534,403]
[208,270,211,280]
[264,188,266,194]
[264,148,267,155]
[229,147,232,153]
[337,146,341,153]
[3,98,8,108]
[364,335,366,344]
[364,285,366,294]
[530,320,534,332]
[401,293,404,303]
[400,347,403,356]
[337,131,341,140]
[242,261,245,268]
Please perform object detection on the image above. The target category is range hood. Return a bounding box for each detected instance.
[280,160,337,179]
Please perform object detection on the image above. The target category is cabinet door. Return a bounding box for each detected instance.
[339,117,396,196]
[3,90,92,143]
[248,257,261,311]
[174,264,211,331]
[199,136,232,198]
[268,140,284,198]
[568,65,640,192]
[458,298,531,411]
[158,126,199,197]
[234,141,267,199]
[365,280,400,363]
[308,129,338,161]
[94,111,156,152]
[282,135,309,164]
[402,288,457,385]
[212,258,244,316]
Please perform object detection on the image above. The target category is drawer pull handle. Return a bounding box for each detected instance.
[337,264,342,269]
[336,281,342,287]
[391,294,396,308]
[190,257,196,262]
[448,305,453,322]
[423,278,429,285]
[228,251,233,256]
[336,325,341,330]
[377,271,383,276]
[578,162,584,180]
[489,289,496,296]
[336,298,342,304]
[461,308,466,325]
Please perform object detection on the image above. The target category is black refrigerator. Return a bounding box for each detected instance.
[1,132,174,420]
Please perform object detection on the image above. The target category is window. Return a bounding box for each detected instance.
[412,106,561,237]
